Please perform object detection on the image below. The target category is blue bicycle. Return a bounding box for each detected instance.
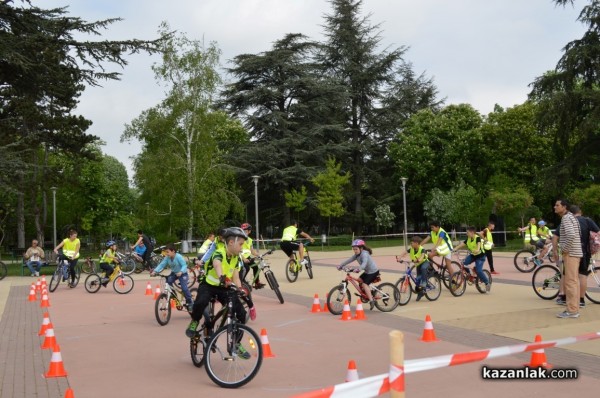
[394,259,442,305]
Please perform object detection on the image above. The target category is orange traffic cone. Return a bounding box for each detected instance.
[45,344,67,378]
[154,284,161,300]
[41,275,47,285]
[64,388,75,398]
[36,279,42,292]
[41,323,57,350]
[322,293,328,311]
[524,334,552,368]
[38,312,51,336]
[260,328,276,358]
[354,299,367,320]
[28,285,37,302]
[170,298,176,308]
[145,281,152,296]
[340,300,352,321]
[310,294,322,313]
[345,360,359,382]
[40,292,51,308]
[419,314,440,342]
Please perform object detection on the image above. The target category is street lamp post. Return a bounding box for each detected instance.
[251,176,260,252]
[50,187,57,248]
[400,177,408,251]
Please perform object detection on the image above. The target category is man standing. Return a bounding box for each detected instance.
[553,199,582,318]
[131,230,154,270]
[24,239,45,277]
[479,221,498,275]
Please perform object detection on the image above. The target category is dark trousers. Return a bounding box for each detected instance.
[485,250,495,272]
[191,283,246,326]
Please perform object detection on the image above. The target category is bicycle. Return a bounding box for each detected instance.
[189,285,262,388]
[326,267,400,314]
[48,254,81,292]
[285,240,313,283]
[514,240,556,273]
[114,251,137,275]
[425,250,460,290]
[84,263,135,294]
[531,259,600,304]
[448,250,492,297]
[153,274,199,326]
[81,256,98,274]
[240,249,284,304]
[394,260,442,304]
[0,260,7,280]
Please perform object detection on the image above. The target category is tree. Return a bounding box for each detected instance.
[488,182,534,229]
[312,158,351,235]
[571,184,600,220]
[284,186,308,222]
[374,204,395,233]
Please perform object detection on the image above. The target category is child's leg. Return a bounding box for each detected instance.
[474,257,489,285]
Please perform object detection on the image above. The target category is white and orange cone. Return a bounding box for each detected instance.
[524,334,552,368]
[354,299,367,320]
[35,279,42,293]
[28,285,37,302]
[310,294,322,313]
[260,328,276,358]
[345,360,359,382]
[44,344,68,378]
[419,314,440,342]
[38,312,51,336]
[154,284,161,300]
[41,323,57,350]
[340,300,352,321]
[40,292,51,308]
[145,281,152,296]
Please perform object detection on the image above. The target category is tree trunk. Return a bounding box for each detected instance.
[17,179,25,248]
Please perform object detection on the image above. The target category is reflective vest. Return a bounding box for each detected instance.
[62,238,80,259]
[204,247,241,287]
[431,228,453,254]
[198,239,213,254]
[466,236,484,256]
[282,225,297,241]
[101,248,116,264]
[241,237,253,259]
[524,224,538,243]
[538,226,552,240]
[482,228,493,251]
[409,246,427,266]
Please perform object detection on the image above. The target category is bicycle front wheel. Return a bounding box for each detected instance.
[113,274,134,294]
[395,277,412,306]
[532,264,561,300]
[374,282,400,312]
[120,257,136,275]
[306,255,313,279]
[585,262,600,304]
[425,274,442,301]
[205,324,263,388]
[514,249,537,273]
[0,261,7,280]
[81,259,95,274]
[155,293,171,326]
[190,334,206,368]
[285,258,299,283]
[475,270,492,294]
[265,271,284,304]
[49,268,61,292]
[440,262,460,289]
[327,284,351,315]
[84,274,101,293]
[449,271,466,297]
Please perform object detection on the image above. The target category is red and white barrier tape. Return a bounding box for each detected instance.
[291,331,600,398]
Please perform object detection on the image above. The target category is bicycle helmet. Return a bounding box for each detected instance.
[538,220,546,226]
[222,227,248,240]
[351,239,365,247]
[106,240,116,247]
[241,223,252,230]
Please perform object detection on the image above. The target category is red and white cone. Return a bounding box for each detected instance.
[340,300,352,321]
[354,299,367,320]
[28,285,37,302]
[524,334,552,368]
[35,279,42,293]
[145,281,152,296]
[154,284,161,300]
[419,314,440,342]
[45,344,68,378]
[345,360,359,382]
[260,328,276,358]
[38,312,51,336]
[41,323,57,350]
[40,292,51,308]
[310,294,322,313]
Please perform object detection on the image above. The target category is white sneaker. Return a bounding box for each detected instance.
[35,272,40,277]
[300,259,308,266]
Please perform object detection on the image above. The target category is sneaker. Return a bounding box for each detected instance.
[485,283,491,293]
[236,343,251,360]
[490,271,500,275]
[416,290,425,302]
[300,258,308,266]
[186,320,199,338]
[101,277,109,287]
[533,259,542,267]
[249,306,257,321]
[35,271,40,277]
[31,273,36,277]
[580,300,586,308]
[369,301,375,310]
[253,282,265,290]
[556,310,580,319]
[556,296,566,305]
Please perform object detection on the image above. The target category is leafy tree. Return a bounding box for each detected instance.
[374,204,395,233]
[571,184,600,219]
[423,181,482,228]
[488,181,534,228]
[312,158,351,235]
[284,186,308,222]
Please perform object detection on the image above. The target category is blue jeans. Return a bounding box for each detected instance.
[464,254,489,285]
[26,261,41,274]
[167,272,192,304]
[417,261,430,288]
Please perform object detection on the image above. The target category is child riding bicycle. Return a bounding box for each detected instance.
[151,243,194,312]
[453,226,491,292]
[99,240,120,286]
[337,239,380,310]
[396,236,430,301]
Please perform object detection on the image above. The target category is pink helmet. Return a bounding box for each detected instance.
[351,239,365,247]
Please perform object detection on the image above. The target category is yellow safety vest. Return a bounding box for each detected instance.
[241,237,253,259]
[101,248,116,264]
[431,228,453,255]
[466,236,484,256]
[524,224,538,243]
[62,238,80,259]
[205,247,241,287]
[482,228,493,251]
[282,225,297,242]
[409,246,427,266]
[538,226,552,240]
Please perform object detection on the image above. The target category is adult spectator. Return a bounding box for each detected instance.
[518,217,539,248]
[24,239,45,277]
[479,221,498,274]
[131,230,154,270]
[571,205,600,307]
[552,199,582,318]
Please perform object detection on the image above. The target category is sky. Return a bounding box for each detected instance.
[35,0,587,181]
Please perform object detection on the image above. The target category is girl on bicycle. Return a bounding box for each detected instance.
[337,239,380,310]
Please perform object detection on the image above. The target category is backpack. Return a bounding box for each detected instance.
[590,230,600,255]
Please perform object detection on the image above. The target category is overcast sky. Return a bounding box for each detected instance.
[35,0,587,181]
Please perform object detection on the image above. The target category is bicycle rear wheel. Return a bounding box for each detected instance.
[475,270,492,294]
[155,293,171,326]
[531,264,561,300]
[113,274,134,294]
[326,284,351,315]
[425,274,442,301]
[190,334,206,368]
[0,261,7,280]
[84,274,101,293]
[306,255,313,279]
[285,258,298,283]
[265,271,284,304]
[585,262,600,304]
[395,277,412,306]
[374,282,400,312]
[514,249,537,273]
[81,259,95,274]
[205,324,263,388]
[449,271,466,297]
[120,257,136,275]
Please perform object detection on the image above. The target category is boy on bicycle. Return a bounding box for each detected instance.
[396,236,430,301]
[151,243,194,312]
[421,221,456,275]
[280,220,314,266]
[536,220,553,264]
[240,223,264,289]
[337,239,380,309]
[99,240,119,287]
[453,226,491,292]
[186,227,253,358]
